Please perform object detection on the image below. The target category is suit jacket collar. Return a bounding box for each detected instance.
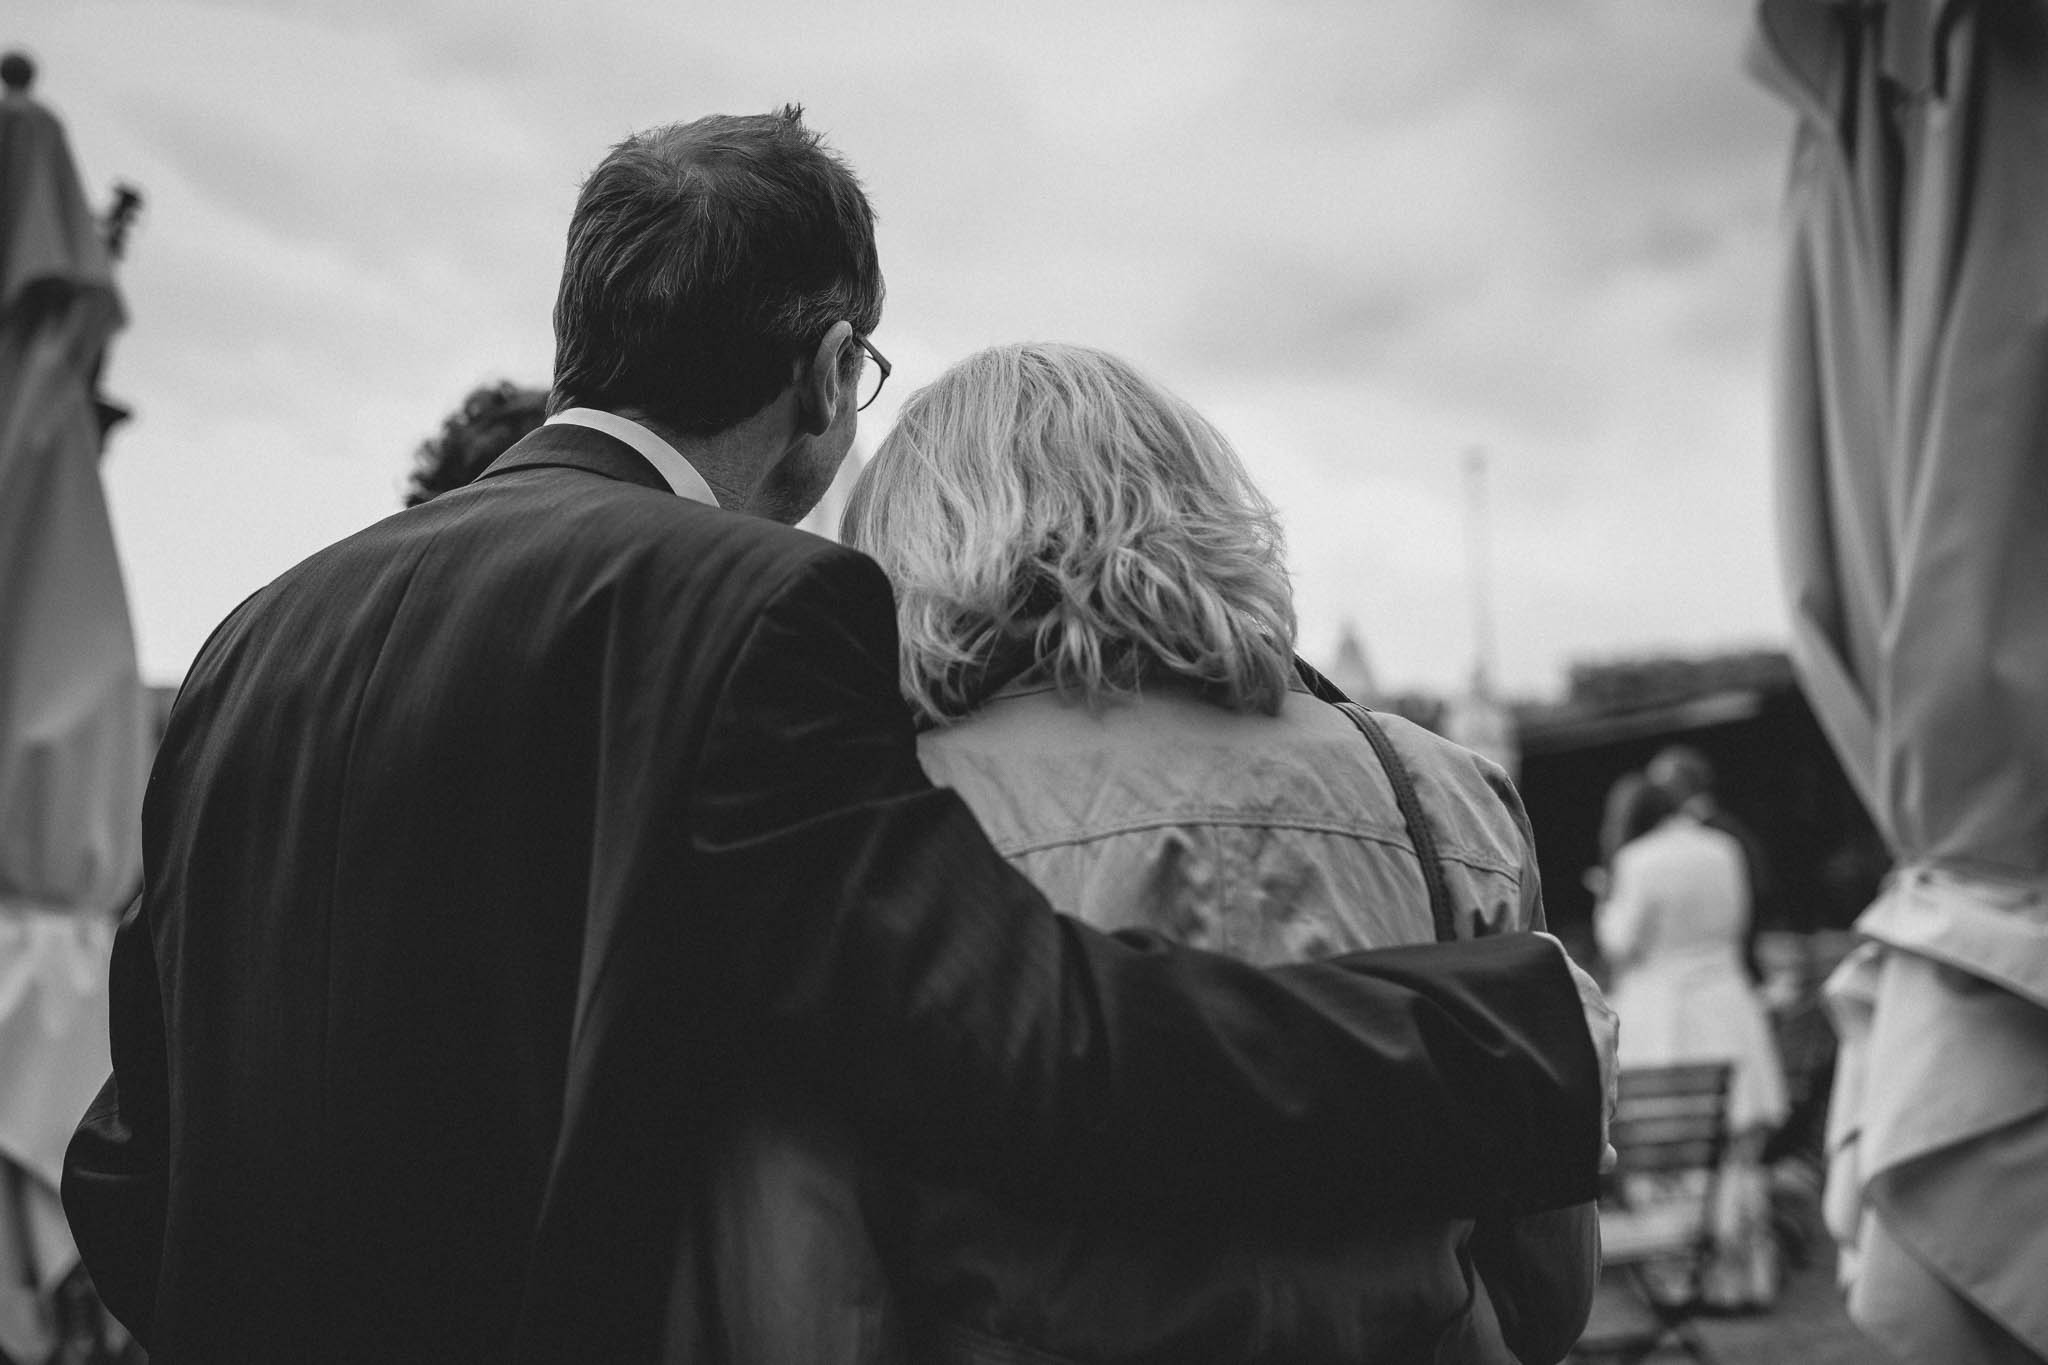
[476,423,674,495]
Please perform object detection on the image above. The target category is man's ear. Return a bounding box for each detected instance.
[795,321,854,436]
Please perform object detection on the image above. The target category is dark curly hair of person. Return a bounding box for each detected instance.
[404,381,550,507]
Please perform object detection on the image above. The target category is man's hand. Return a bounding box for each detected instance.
[1534,933,1619,1174]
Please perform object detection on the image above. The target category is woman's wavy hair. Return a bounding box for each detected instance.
[842,342,1297,726]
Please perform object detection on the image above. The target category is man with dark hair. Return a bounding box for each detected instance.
[552,111,883,438]
[64,108,1614,1363]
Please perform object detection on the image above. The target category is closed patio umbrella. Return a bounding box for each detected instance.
[0,58,148,1355]
[1752,2,2048,1360]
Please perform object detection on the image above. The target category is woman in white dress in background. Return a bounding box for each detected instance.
[1596,775,1790,1310]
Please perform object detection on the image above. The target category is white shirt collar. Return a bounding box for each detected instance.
[544,408,720,507]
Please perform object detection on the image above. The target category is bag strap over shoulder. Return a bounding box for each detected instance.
[1336,702,1460,944]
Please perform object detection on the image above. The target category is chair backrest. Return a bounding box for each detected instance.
[1610,1062,1733,1183]
[1596,1062,1734,1274]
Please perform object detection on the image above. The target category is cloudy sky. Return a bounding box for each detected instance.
[19,0,1797,696]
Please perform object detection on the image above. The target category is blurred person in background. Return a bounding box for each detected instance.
[402,380,549,507]
[810,341,1599,1365]
[1647,744,1778,987]
[1596,771,1790,1310]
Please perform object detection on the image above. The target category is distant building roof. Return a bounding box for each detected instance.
[1517,687,1770,757]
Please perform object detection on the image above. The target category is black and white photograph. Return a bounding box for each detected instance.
[2,2,2043,1361]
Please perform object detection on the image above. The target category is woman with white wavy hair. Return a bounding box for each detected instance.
[838,342,1598,1365]
[845,342,1295,728]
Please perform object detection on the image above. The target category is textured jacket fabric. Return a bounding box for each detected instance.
[921,676,1540,953]
[896,676,1599,1364]
[59,425,1601,1364]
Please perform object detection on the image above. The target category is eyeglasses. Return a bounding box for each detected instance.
[856,336,891,412]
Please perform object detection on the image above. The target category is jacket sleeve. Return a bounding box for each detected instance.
[682,547,1602,1221]
[1483,755,1549,935]
[60,896,169,1345]
[1470,1203,1602,1364]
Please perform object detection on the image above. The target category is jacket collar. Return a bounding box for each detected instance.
[1291,656,1351,704]
[475,422,674,495]
[969,656,1327,714]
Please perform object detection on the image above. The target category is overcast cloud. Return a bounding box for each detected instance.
[18,0,1795,694]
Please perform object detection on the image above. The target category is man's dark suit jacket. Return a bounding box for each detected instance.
[62,423,1599,1363]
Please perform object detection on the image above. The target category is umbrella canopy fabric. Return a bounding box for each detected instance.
[0,88,145,919]
[0,82,146,1330]
[1752,2,2048,1360]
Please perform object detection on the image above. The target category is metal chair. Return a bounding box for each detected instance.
[0,1157,137,1365]
[1573,1062,1734,1364]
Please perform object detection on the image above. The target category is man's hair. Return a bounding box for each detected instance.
[551,106,883,435]
[404,380,549,507]
[842,342,1297,726]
